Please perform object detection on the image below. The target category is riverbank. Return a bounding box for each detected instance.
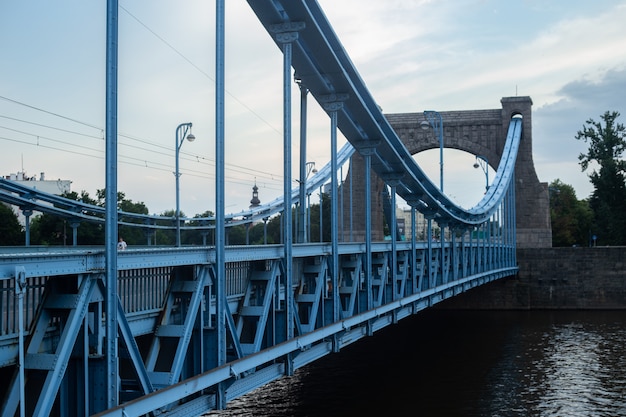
[441,247,626,309]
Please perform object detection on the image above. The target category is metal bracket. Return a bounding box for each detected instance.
[270,21,305,43]
[276,32,299,43]
[14,266,26,295]
[379,172,404,186]
[404,196,425,208]
[353,139,381,156]
[320,93,349,112]
[319,93,349,103]
[269,21,306,33]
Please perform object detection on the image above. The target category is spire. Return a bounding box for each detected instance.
[249,180,261,208]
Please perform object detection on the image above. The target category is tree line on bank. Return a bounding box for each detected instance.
[1,111,624,247]
[550,111,626,247]
[0,188,336,246]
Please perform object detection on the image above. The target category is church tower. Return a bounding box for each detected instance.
[249,181,261,209]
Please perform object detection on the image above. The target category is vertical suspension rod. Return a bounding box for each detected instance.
[297,81,308,243]
[330,109,340,321]
[105,0,119,409]
[361,144,377,309]
[389,184,397,298]
[215,0,227,409]
[281,39,294,341]
[271,21,303,373]
[320,93,345,322]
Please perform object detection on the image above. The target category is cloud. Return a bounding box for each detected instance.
[533,67,626,198]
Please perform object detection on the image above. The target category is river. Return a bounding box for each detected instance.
[205,309,626,416]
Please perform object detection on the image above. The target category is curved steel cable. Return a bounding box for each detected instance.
[0,143,355,230]
[247,0,522,225]
[0,0,522,231]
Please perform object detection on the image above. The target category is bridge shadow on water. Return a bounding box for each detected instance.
[205,308,626,417]
[205,308,517,416]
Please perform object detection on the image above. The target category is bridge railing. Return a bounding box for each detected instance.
[0,234,515,355]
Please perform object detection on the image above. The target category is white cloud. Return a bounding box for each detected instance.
[2,0,625,215]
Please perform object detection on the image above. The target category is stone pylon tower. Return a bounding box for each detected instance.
[342,96,551,248]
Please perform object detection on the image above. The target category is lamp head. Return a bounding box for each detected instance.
[420,121,430,130]
[186,133,196,142]
[473,162,479,169]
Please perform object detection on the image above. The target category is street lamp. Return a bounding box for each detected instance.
[174,122,195,247]
[420,110,444,192]
[298,161,317,242]
[473,155,489,192]
[305,161,317,178]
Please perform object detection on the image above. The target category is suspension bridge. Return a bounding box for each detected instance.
[0,1,549,416]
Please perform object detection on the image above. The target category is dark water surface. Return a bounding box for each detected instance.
[206,310,626,416]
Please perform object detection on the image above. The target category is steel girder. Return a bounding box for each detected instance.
[0,240,516,416]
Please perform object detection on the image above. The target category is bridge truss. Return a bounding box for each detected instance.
[0,0,522,416]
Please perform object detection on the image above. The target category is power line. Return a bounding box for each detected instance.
[0,96,286,183]
[0,95,101,130]
[0,114,103,140]
[119,4,284,137]
[0,134,284,192]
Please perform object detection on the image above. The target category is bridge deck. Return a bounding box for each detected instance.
[0,0,523,415]
[0,239,516,416]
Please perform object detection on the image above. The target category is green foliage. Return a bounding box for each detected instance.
[30,189,158,246]
[227,225,247,245]
[307,192,331,242]
[184,210,215,245]
[0,204,24,245]
[575,111,626,245]
[152,209,176,246]
[549,180,592,247]
[31,190,103,245]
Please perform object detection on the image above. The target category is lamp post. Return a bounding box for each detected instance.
[473,155,489,192]
[174,122,195,247]
[298,161,317,242]
[420,110,444,192]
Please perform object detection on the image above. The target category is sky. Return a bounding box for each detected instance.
[1,0,625,216]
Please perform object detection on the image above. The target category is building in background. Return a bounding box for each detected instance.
[3,171,72,225]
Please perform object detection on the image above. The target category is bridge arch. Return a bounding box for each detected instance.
[343,96,551,248]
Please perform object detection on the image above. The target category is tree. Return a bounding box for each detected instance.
[307,192,331,242]
[186,210,215,245]
[575,111,626,245]
[30,190,103,245]
[0,204,24,245]
[30,189,153,246]
[96,189,152,245]
[548,179,592,247]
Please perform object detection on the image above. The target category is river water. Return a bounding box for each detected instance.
[205,310,626,416]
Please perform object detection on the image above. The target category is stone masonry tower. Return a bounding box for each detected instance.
[342,96,551,248]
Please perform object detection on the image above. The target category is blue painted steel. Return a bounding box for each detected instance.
[215,0,227,410]
[278,26,296,350]
[0,142,356,241]
[248,0,521,225]
[105,0,119,409]
[423,110,444,192]
[175,122,193,247]
[1,237,518,416]
[297,81,308,243]
[364,148,373,311]
[0,1,527,416]
[390,183,397,297]
[327,105,340,323]
[15,267,26,417]
[116,298,153,396]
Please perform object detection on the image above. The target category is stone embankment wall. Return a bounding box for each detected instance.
[441,247,626,309]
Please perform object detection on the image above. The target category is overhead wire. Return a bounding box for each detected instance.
[0,4,299,198]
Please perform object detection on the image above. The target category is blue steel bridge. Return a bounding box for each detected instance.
[0,1,528,416]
